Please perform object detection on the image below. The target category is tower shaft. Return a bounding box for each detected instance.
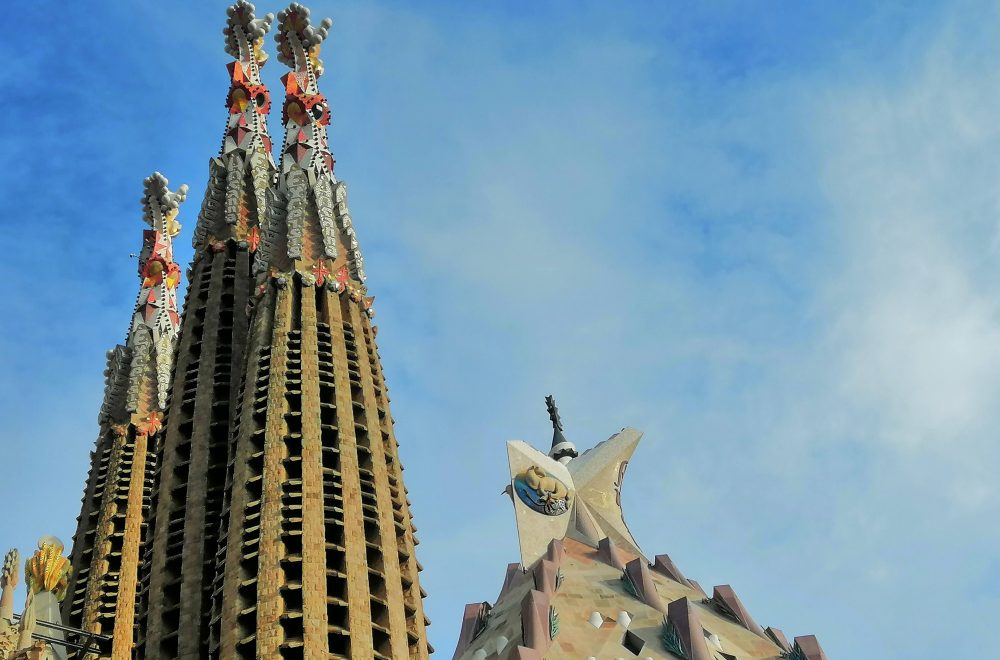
[137,5,276,657]
[214,280,426,659]
[138,243,254,658]
[64,174,188,659]
[205,5,430,656]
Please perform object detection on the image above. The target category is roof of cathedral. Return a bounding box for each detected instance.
[452,400,828,660]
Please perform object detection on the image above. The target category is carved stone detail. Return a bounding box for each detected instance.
[224,153,247,225]
[284,168,308,259]
[333,182,367,283]
[194,158,227,248]
[313,175,339,258]
[249,150,271,233]
[256,187,286,274]
[99,344,132,424]
[125,327,153,414]
[154,333,175,410]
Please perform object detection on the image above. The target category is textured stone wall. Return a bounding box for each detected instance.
[138,244,253,659]
[211,280,429,659]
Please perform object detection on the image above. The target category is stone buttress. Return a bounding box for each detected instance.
[63,174,187,659]
[208,4,429,658]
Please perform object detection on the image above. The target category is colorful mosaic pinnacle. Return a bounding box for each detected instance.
[451,398,829,660]
[194,0,276,254]
[257,1,368,288]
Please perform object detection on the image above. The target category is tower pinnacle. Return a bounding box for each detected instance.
[257,2,367,287]
[65,174,187,656]
[546,395,578,463]
[101,172,187,420]
[192,0,276,252]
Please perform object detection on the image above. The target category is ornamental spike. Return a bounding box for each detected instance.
[224,0,274,76]
[130,174,186,413]
[262,3,368,285]
[545,395,578,463]
[194,1,276,251]
[142,172,188,236]
[276,2,333,87]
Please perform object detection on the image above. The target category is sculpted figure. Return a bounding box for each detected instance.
[523,466,569,504]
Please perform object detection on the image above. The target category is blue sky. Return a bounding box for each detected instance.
[1,1,998,657]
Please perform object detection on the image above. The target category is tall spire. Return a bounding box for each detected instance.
[545,395,578,463]
[257,2,366,285]
[208,6,430,658]
[64,174,187,657]
[192,0,276,253]
[138,6,276,657]
[130,173,187,412]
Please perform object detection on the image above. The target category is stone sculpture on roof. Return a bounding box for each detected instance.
[453,397,829,660]
[0,539,73,660]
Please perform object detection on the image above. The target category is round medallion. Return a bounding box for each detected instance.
[514,466,571,516]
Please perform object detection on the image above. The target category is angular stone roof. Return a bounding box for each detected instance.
[452,409,827,660]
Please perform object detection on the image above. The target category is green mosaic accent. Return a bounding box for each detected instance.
[786,645,807,660]
[555,569,564,591]
[661,617,687,659]
[472,602,491,639]
[549,606,560,640]
[622,569,639,599]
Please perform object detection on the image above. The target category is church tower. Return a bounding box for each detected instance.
[136,3,277,657]
[57,4,430,658]
[63,173,188,658]
[207,4,430,657]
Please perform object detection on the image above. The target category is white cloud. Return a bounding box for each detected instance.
[814,19,1000,491]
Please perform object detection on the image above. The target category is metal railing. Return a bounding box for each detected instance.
[7,613,112,655]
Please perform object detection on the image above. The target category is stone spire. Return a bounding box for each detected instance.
[64,174,187,659]
[138,6,277,656]
[127,173,187,413]
[0,550,19,655]
[95,172,188,426]
[545,395,578,464]
[192,0,276,254]
[257,2,367,288]
[207,5,429,658]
